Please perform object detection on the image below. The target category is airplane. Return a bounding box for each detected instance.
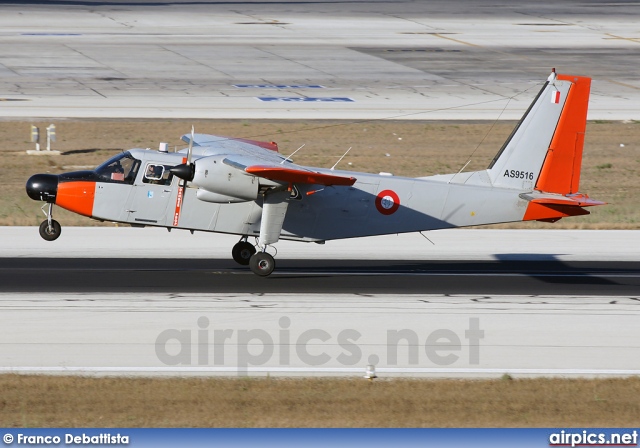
[26,70,604,276]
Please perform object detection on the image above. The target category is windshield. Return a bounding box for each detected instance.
[95,152,140,184]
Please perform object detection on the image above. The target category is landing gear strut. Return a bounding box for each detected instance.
[231,237,256,266]
[249,251,275,277]
[38,203,61,241]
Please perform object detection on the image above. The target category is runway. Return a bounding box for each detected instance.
[2,227,639,295]
[1,228,639,377]
[1,258,639,296]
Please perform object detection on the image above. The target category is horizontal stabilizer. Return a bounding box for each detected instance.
[520,192,606,208]
[520,191,605,222]
[245,165,357,186]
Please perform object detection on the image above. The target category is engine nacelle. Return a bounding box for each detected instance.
[196,189,249,204]
[192,155,258,201]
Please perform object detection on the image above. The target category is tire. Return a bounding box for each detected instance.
[232,241,256,266]
[249,252,276,277]
[39,219,61,241]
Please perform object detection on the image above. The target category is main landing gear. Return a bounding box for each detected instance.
[231,236,276,277]
[39,203,61,241]
[249,252,275,277]
[231,237,256,265]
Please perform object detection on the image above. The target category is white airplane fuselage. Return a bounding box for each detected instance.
[85,149,532,242]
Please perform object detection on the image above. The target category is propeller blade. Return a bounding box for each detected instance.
[171,125,196,181]
[172,126,196,228]
[187,125,194,166]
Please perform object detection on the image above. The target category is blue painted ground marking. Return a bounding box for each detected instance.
[257,97,354,102]
[234,84,324,88]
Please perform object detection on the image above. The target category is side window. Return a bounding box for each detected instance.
[143,163,174,186]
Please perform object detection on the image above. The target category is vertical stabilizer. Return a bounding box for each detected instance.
[488,72,590,193]
[535,74,591,194]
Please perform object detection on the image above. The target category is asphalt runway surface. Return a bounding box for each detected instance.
[3,229,639,375]
[4,258,640,295]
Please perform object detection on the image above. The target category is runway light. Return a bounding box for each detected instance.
[364,364,377,381]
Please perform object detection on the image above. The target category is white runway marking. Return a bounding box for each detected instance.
[269,271,640,278]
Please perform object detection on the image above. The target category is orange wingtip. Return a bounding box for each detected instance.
[233,138,279,152]
[245,166,356,186]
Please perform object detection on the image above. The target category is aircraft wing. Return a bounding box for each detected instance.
[180,132,357,187]
[224,157,357,186]
[180,133,280,154]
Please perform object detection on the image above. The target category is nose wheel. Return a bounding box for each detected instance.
[231,239,256,266]
[39,219,61,241]
[249,252,276,277]
[38,203,61,241]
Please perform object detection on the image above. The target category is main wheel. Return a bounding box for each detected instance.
[39,219,61,241]
[249,252,276,277]
[232,241,256,266]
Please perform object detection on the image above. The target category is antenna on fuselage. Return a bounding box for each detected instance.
[280,143,305,164]
[449,160,472,184]
[331,147,352,170]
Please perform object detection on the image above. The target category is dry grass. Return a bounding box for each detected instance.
[1,375,639,427]
[0,119,639,227]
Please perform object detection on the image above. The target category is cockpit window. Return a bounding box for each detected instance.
[95,152,140,184]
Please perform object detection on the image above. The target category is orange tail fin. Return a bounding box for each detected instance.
[535,74,591,194]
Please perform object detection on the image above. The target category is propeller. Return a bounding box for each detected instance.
[171,126,195,181]
[170,126,196,227]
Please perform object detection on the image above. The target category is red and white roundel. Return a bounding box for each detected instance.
[375,190,400,215]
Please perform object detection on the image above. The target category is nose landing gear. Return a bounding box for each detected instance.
[39,203,61,241]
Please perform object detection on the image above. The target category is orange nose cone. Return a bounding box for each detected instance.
[56,181,96,217]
